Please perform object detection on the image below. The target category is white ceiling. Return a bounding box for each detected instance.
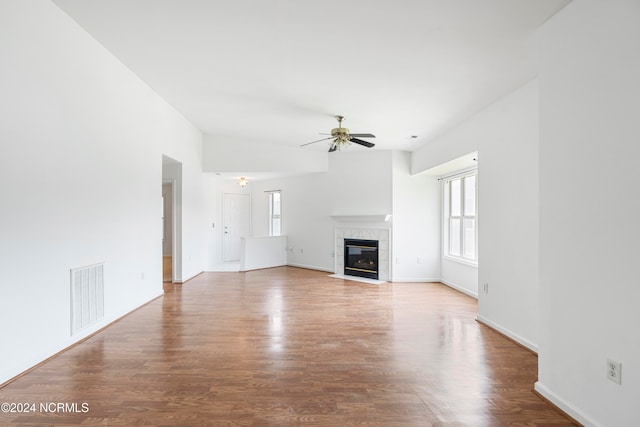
[53,0,570,153]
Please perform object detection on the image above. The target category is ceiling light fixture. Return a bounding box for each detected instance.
[330,116,352,150]
[238,177,248,187]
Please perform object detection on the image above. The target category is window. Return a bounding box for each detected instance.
[268,191,281,236]
[444,172,477,263]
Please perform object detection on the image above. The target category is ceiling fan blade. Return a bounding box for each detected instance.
[300,136,333,147]
[349,133,376,138]
[328,143,338,152]
[350,137,375,148]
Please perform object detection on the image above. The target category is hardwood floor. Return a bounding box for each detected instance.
[162,255,172,283]
[0,267,576,426]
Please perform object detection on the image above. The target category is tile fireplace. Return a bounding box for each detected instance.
[334,227,390,282]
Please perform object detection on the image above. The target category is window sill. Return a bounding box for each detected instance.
[443,255,478,268]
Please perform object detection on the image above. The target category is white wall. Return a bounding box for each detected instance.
[537,1,640,425]
[476,80,540,351]
[203,135,328,175]
[254,172,333,271]
[0,0,206,384]
[179,150,209,281]
[240,236,287,271]
[391,151,440,282]
[203,173,224,270]
[440,259,478,298]
[412,79,540,350]
[249,150,394,272]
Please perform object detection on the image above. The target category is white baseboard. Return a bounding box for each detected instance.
[475,314,538,353]
[390,277,441,283]
[286,263,334,273]
[206,263,240,272]
[534,381,600,427]
[440,279,478,299]
[174,270,204,283]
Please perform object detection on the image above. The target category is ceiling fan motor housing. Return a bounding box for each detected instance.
[331,127,350,138]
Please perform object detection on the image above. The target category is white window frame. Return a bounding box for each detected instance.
[267,190,281,236]
[442,170,478,266]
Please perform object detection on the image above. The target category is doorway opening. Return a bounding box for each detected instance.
[162,155,182,288]
[162,181,174,283]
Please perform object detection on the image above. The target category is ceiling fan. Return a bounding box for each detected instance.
[301,115,375,152]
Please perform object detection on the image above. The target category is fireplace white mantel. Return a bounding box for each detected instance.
[334,226,390,282]
[330,214,392,223]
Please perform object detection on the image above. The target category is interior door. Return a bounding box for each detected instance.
[223,193,251,262]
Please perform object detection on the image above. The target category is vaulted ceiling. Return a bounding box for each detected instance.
[53,0,570,153]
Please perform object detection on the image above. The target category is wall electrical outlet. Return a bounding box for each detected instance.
[483,283,489,293]
[607,359,622,384]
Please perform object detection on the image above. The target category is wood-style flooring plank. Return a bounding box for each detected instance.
[0,266,576,426]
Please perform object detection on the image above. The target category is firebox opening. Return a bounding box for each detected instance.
[344,238,379,280]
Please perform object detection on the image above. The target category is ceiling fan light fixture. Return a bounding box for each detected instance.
[332,131,351,149]
[334,139,351,149]
[331,116,351,149]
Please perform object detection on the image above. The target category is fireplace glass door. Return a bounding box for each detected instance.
[344,239,379,280]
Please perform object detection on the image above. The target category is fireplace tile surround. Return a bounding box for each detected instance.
[335,227,390,282]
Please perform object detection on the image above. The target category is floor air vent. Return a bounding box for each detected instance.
[70,262,105,335]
